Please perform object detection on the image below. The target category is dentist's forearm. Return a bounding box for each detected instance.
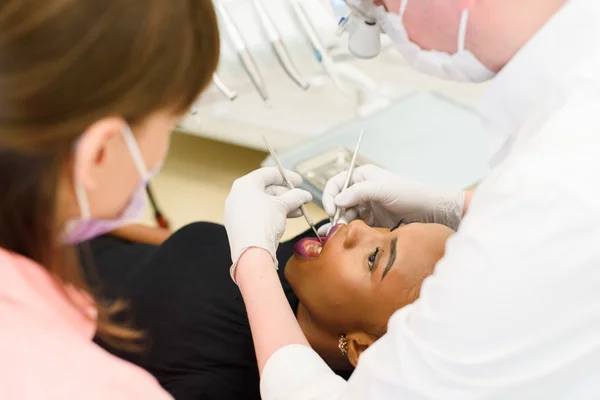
[109,224,171,245]
[236,248,311,373]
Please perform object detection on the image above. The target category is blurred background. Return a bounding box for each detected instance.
[143,0,489,240]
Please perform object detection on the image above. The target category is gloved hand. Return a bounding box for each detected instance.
[224,167,313,282]
[319,165,465,234]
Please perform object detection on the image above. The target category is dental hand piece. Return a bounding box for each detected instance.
[262,135,324,243]
[321,164,466,233]
[338,0,382,59]
[212,73,238,101]
[253,0,309,90]
[331,128,364,227]
[225,167,313,283]
[289,0,349,95]
[216,4,269,103]
[342,0,376,21]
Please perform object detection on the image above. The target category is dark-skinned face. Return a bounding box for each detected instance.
[285,220,453,336]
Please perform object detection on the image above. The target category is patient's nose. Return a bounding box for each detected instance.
[343,220,374,249]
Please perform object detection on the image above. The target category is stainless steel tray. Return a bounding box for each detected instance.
[262,92,489,205]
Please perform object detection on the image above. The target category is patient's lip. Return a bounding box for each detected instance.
[292,224,343,259]
[293,238,322,259]
[326,224,341,240]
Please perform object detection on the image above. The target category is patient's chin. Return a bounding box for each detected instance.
[284,256,319,298]
[283,257,300,286]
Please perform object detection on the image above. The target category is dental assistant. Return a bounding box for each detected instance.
[224,0,600,398]
[0,1,221,398]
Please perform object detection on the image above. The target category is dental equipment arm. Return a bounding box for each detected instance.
[337,0,383,59]
[217,4,269,102]
[289,0,349,95]
[253,0,310,90]
[213,73,238,101]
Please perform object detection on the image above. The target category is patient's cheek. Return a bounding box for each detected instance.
[405,281,423,306]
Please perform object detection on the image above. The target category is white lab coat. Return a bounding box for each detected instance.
[260,0,600,398]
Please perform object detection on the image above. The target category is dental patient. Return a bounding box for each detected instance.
[85,220,453,400]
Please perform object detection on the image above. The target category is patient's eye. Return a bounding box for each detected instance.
[390,219,404,232]
[368,248,380,271]
[391,218,413,232]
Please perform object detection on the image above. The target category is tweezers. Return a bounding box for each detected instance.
[262,136,324,243]
[331,128,364,227]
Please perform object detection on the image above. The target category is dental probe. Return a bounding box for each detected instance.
[212,73,238,101]
[332,128,364,227]
[252,0,310,90]
[262,135,324,244]
[216,4,270,103]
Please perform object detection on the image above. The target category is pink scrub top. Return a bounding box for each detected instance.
[0,247,173,399]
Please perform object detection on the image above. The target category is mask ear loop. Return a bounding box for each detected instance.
[72,139,91,220]
[75,177,91,220]
[457,9,470,52]
[400,0,471,53]
[399,0,408,17]
[122,124,170,229]
[121,124,150,181]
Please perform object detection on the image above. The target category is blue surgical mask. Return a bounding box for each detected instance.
[63,125,161,244]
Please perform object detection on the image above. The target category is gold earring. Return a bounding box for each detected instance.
[338,334,349,355]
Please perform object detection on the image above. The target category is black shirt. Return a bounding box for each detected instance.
[84,222,334,400]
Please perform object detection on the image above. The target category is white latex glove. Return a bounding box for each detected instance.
[319,165,465,234]
[225,167,313,282]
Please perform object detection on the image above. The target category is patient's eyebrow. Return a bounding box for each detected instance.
[382,237,398,280]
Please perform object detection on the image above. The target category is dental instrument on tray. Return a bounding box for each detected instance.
[212,73,238,101]
[262,135,324,244]
[332,127,364,227]
[216,4,270,103]
[252,0,310,90]
[289,0,349,95]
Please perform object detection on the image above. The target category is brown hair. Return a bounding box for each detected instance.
[0,0,220,345]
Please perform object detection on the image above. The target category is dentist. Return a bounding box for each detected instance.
[225,0,600,398]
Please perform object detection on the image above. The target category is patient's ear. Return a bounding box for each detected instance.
[346,332,377,367]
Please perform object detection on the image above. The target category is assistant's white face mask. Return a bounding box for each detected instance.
[373,0,496,83]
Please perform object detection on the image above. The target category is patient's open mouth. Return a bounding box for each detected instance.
[293,238,323,259]
[293,224,341,259]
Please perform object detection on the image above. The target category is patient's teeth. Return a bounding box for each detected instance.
[317,247,322,255]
